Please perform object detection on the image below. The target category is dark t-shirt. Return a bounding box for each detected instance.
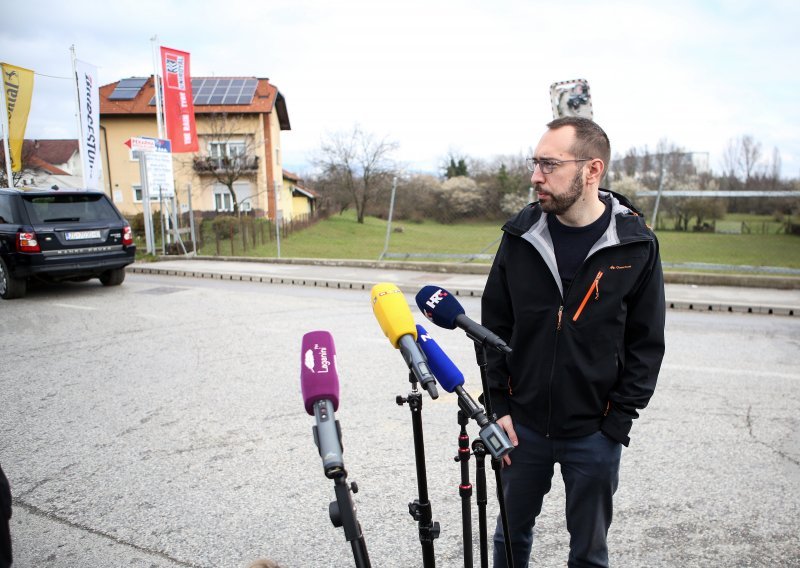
[547,201,611,293]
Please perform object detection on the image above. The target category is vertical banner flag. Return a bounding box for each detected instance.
[75,59,102,189]
[1,63,34,172]
[159,47,198,153]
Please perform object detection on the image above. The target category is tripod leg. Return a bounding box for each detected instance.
[456,410,473,567]
[472,439,488,568]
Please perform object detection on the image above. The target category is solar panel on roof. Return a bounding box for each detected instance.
[146,77,259,106]
[108,77,148,100]
[118,78,147,88]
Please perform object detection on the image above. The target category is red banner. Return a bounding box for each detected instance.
[159,46,198,153]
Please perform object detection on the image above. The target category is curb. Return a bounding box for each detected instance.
[184,256,800,289]
[130,262,797,317]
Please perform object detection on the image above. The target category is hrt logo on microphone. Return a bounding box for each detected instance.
[425,288,448,310]
[303,343,332,374]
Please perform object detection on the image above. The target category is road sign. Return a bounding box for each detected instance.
[144,152,175,198]
[124,136,172,156]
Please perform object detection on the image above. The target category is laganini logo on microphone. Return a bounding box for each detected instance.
[304,343,332,374]
[425,289,448,310]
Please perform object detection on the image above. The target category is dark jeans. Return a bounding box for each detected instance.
[493,424,622,568]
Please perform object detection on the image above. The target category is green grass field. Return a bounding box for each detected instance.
[178,210,800,271]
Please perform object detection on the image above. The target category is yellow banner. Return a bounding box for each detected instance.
[1,63,34,172]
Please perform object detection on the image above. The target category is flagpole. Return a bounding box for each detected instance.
[151,36,165,139]
[0,73,13,185]
[70,45,89,188]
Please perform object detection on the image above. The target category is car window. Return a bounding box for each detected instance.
[22,194,119,224]
[0,195,16,224]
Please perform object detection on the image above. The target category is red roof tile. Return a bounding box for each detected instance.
[99,76,290,130]
[23,139,79,166]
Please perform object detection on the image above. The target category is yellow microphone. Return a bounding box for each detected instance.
[371,282,418,347]
[370,283,438,399]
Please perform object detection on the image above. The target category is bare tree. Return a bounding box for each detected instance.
[722,134,765,186]
[189,113,261,215]
[0,141,38,187]
[739,135,763,184]
[314,126,399,224]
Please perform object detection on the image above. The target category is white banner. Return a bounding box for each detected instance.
[75,59,102,190]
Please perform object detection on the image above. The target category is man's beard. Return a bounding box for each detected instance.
[538,169,584,215]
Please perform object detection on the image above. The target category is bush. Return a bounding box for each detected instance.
[127,212,163,238]
[211,215,239,238]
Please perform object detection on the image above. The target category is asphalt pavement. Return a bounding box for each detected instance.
[131,257,800,317]
[3,267,799,567]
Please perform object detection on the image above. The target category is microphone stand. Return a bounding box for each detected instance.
[328,469,372,568]
[397,371,440,568]
[455,409,473,568]
[473,342,514,568]
[472,438,489,568]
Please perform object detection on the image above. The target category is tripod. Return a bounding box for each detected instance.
[328,469,371,568]
[474,342,514,568]
[472,437,489,568]
[397,371,441,568]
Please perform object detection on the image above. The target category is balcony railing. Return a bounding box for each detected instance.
[192,155,259,174]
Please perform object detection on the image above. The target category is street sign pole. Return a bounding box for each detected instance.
[138,156,156,254]
[125,136,173,256]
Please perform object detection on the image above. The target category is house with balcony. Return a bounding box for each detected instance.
[99,75,301,221]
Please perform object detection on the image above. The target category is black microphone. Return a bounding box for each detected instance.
[301,330,344,478]
[415,286,512,354]
[416,325,514,460]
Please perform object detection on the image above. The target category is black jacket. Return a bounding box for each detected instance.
[482,190,665,446]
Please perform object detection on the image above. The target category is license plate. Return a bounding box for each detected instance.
[64,230,102,241]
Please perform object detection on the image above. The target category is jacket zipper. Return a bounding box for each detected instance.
[546,305,564,437]
[572,270,604,322]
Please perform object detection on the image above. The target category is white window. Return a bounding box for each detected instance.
[133,185,160,203]
[214,189,234,212]
[209,141,247,168]
[212,182,253,212]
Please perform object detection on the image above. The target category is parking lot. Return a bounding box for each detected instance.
[2,272,799,567]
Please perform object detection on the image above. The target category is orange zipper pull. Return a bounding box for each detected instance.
[572,271,604,322]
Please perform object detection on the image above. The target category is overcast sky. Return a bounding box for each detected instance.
[2,0,798,179]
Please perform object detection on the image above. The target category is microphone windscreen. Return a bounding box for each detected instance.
[371,282,417,348]
[416,324,465,393]
[300,330,339,415]
[415,285,465,330]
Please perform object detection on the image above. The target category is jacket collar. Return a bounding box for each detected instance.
[501,190,654,298]
[502,189,652,245]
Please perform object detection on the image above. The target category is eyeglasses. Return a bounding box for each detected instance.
[526,157,593,174]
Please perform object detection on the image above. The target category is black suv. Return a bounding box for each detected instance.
[0,188,136,299]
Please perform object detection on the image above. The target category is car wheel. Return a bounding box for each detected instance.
[99,267,126,286]
[0,257,27,299]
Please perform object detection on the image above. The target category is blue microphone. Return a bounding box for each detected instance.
[416,325,513,460]
[415,286,511,354]
[414,324,464,393]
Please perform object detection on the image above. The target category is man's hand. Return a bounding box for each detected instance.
[496,415,518,466]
